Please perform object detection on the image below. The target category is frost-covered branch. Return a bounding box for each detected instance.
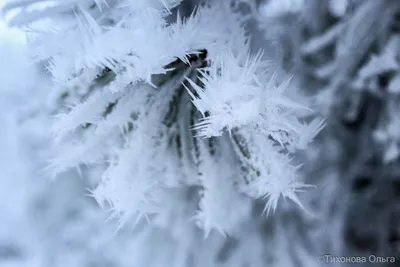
[3,0,324,236]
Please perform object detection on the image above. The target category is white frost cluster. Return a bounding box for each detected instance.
[8,0,323,236]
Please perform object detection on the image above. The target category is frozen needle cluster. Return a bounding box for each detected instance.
[2,0,324,236]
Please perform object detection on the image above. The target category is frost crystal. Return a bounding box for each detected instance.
[7,0,323,236]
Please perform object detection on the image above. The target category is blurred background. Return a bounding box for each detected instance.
[0,0,399,266]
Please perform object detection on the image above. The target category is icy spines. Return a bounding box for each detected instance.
[19,0,324,235]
